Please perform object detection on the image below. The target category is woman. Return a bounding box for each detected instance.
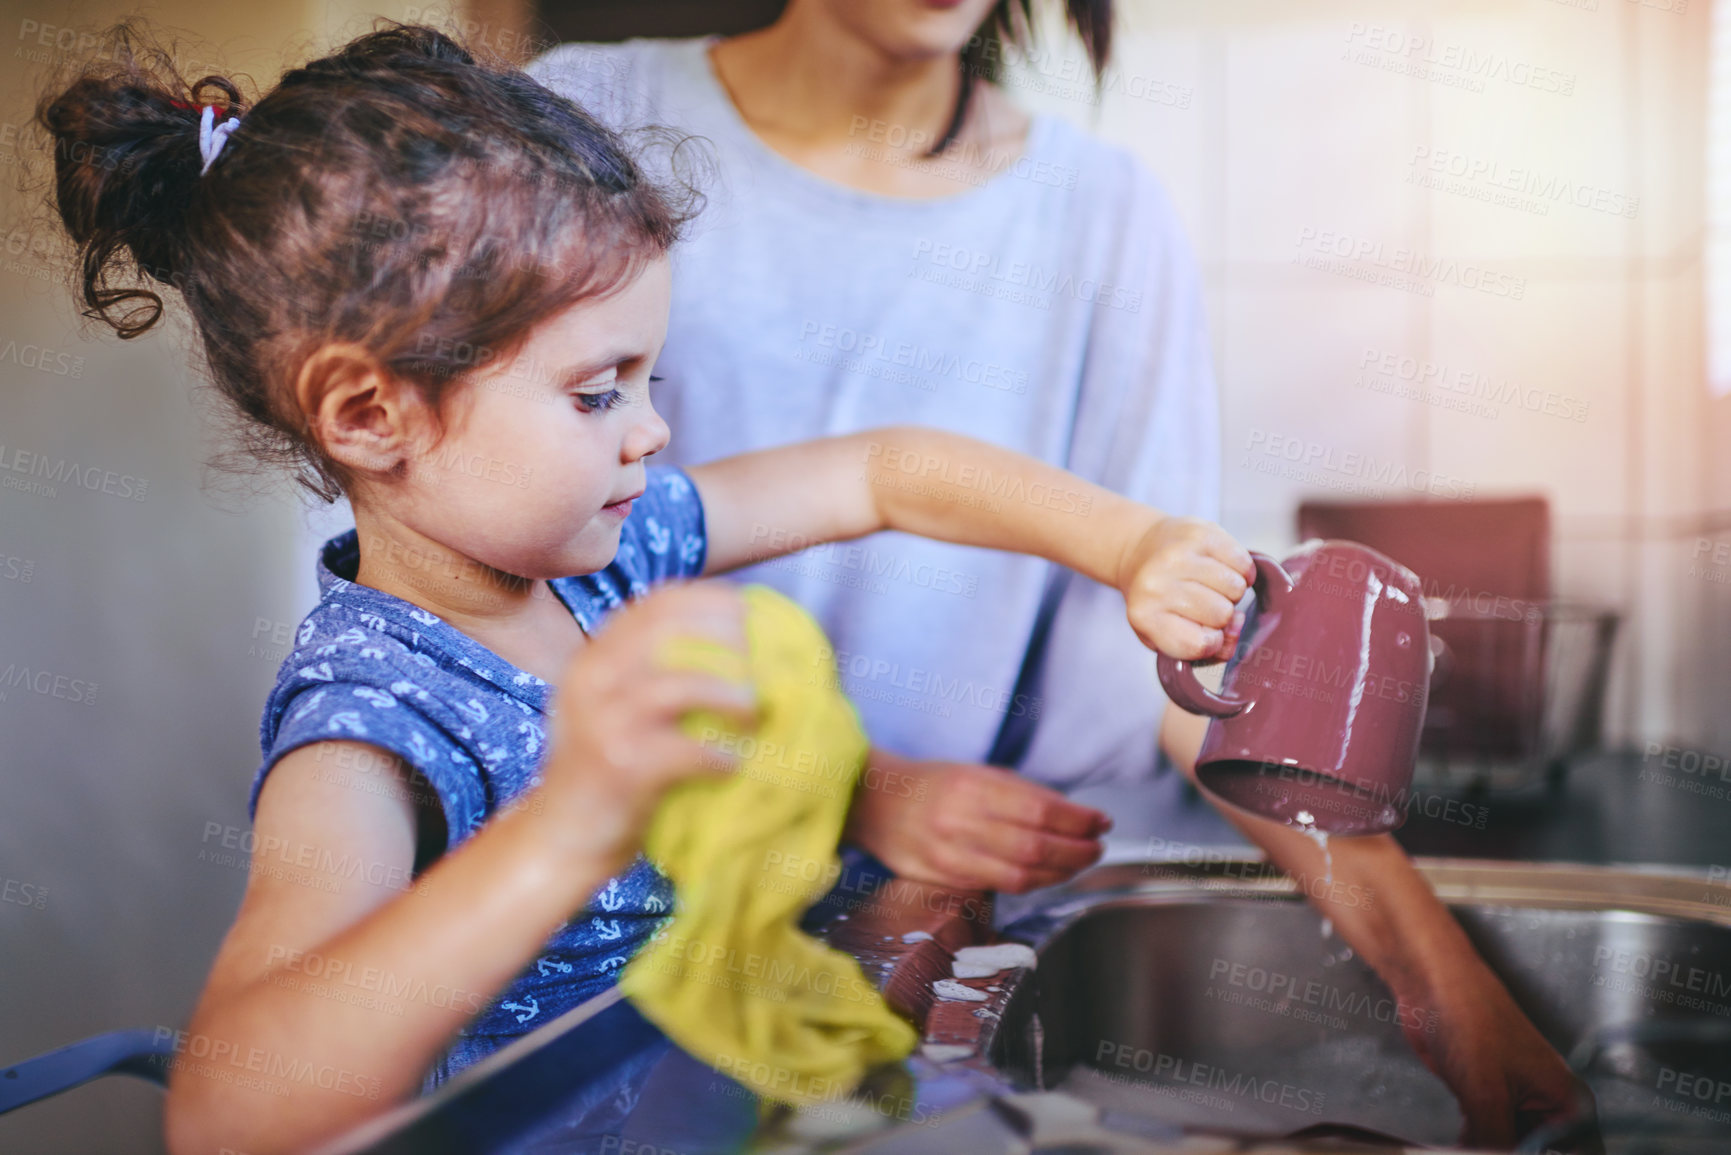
[527,2,1595,1146]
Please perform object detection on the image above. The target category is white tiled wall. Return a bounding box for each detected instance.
[1009,0,1718,748]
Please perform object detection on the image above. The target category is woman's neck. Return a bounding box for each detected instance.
[712,8,966,150]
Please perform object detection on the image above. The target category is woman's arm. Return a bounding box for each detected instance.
[1158,708,1594,1150]
[689,425,1253,659]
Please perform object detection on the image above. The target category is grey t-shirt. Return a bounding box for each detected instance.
[527,36,1220,790]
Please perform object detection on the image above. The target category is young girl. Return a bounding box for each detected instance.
[39,24,1251,1155]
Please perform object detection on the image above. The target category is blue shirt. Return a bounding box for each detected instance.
[250,465,708,1084]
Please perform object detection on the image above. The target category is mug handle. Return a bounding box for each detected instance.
[1156,551,1293,718]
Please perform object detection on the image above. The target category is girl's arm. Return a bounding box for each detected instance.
[688,426,1252,894]
[166,742,629,1153]
[688,425,1253,660]
[166,584,755,1155]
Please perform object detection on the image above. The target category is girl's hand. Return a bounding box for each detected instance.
[843,750,1111,894]
[1116,515,1256,662]
[538,581,759,869]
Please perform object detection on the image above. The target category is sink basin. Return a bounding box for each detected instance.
[977,861,1731,1152]
[326,860,1731,1154]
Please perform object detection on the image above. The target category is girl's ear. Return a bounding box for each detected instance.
[295,343,426,478]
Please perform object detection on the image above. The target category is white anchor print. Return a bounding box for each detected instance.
[333,627,368,646]
[500,996,540,1024]
[358,612,389,631]
[297,662,334,682]
[645,518,671,555]
[679,536,702,568]
[643,892,667,914]
[358,646,386,660]
[535,956,572,977]
[457,699,488,726]
[663,472,690,499]
[389,680,429,701]
[591,917,623,941]
[297,620,317,646]
[407,608,440,626]
[352,687,395,709]
[599,956,627,973]
[518,720,543,756]
[288,689,329,724]
[596,879,624,912]
[406,732,435,763]
[326,711,368,736]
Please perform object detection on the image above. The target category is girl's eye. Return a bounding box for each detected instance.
[574,389,624,412]
[649,375,664,382]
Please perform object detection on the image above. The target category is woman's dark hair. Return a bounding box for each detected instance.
[932,0,1112,158]
[35,21,703,502]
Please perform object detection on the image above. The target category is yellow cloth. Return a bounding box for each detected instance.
[618,584,918,1106]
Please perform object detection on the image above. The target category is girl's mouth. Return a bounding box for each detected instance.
[601,490,643,519]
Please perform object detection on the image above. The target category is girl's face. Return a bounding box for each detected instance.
[391,254,674,583]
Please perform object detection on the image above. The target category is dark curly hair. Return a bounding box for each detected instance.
[35,21,705,502]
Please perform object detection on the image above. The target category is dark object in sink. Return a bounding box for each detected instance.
[1284,1119,1425,1147]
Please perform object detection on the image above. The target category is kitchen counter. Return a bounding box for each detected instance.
[1395,749,1730,867]
[1063,748,1729,872]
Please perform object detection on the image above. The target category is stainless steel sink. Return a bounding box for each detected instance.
[319,858,1731,1154]
[974,860,1731,1152]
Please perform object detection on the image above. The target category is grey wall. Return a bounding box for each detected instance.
[0,3,377,1150]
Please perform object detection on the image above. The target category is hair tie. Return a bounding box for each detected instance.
[197,104,241,175]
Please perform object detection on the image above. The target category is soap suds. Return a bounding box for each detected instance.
[951,943,1037,979]
[932,979,987,1002]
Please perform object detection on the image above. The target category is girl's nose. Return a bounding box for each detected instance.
[622,401,671,462]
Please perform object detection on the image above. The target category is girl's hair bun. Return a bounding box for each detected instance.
[36,24,245,337]
[34,19,703,504]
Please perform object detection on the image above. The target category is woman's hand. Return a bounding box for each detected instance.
[539,581,760,870]
[1402,967,1603,1152]
[842,749,1111,893]
[1116,515,1255,661]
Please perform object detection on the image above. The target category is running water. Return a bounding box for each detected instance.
[1294,810,1334,940]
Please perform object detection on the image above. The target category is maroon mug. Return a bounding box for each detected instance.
[1156,541,1431,836]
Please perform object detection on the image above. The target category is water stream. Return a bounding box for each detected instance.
[1294,810,1333,939]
